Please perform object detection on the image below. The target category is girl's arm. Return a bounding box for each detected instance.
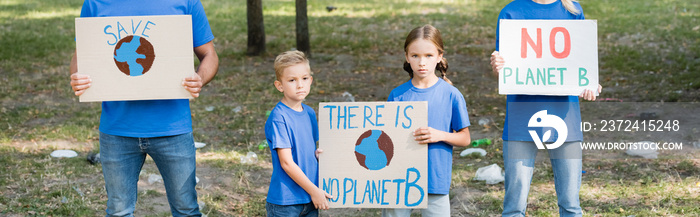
[413,127,471,147]
[277,148,332,210]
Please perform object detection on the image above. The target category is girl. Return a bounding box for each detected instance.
[384,24,471,217]
[490,0,601,216]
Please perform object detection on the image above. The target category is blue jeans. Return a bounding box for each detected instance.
[502,141,582,217]
[100,132,200,217]
[266,202,317,217]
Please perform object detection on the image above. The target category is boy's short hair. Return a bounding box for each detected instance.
[274,51,309,81]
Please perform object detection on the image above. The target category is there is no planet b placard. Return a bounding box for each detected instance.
[319,101,428,208]
[75,15,194,102]
[498,19,599,96]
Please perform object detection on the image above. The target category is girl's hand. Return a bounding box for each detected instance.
[579,84,602,101]
[490,51,505,76]
[310,188,332,210]
[70,73,91,96]
[315,148,323,159]
[413,127,445,144]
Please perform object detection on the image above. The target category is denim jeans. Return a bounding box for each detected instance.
[381,194,450,217]
[502,140,582,217]
[100,132,200,217]
[266,202,317,217]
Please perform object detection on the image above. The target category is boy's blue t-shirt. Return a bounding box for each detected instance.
[79,0,215,137]
[496,0,585,142]
[265,102,319,205]
[388,79,470,195]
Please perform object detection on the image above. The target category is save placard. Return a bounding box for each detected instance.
[319,102,428,208]
[75,15,194,102]
[498,19,598,96]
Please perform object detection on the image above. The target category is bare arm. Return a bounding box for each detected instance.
[413,127,471,147]
[277,148,332,210]
[183,41,219,97]
[69,50,91,96]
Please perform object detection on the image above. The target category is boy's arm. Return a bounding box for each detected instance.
[276,148,332,210]
[413,127,471,147]
[69,50,91,96]
[183,41,219,97]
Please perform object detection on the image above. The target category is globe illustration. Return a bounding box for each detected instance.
[113,35,155,76]
[354,130,394,170]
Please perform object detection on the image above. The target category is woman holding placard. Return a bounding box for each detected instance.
[490,0,601,216]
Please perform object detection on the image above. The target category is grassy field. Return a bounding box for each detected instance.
[1,0,699,216]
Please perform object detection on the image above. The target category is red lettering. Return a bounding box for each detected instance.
[521,28,542,58]
[549,27,571,59]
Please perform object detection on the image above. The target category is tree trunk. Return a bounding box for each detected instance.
[295,0,310,55]
[247,0,265,56]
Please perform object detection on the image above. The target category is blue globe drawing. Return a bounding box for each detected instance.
[113,35,155,76]
[354,130,394,170]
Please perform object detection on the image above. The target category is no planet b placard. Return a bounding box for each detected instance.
[498,19,599,96]
[75,15,194,102]
[319,102,428,208]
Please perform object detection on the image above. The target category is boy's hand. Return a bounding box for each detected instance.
[413,127,445,144]
[70,73,91,96]
[311,188,332,210]
[490,51,505,76]
[183,73,203,98]
[315,149,323,159]
[579,84,602,101]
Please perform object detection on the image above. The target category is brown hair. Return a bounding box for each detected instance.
[274,50,309,81]
[403,24,452,85]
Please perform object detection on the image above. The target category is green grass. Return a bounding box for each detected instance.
[1,0,699,216]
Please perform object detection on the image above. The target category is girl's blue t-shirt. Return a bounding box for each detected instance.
[265,102,319,205]
[388,79,470,195]
[496,0,585,142]
[79,0,215,137]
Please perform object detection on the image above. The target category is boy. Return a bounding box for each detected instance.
[264,51,332,217]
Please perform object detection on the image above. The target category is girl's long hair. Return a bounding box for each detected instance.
[403,25,452,85]
[562,0,581,15]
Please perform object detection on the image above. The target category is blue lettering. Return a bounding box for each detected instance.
[104,25,117,46]
[142,21,155,38]
[402,105,413,129]
[353,180,361,205]
[392,179,405,205]
[394,106,400,128]
[404,168,424,207]
[116,21,128,40]
[516,68,524,85]
[131,19,143,34]
[343,178,353,205]
[578,68,589,86]
[363,106,374,128]
[375,105,385,127]
[348,106,358,129]
[337,106,347,129]
[381,179,390,205]
[323,105,336,129]
[503,67,512,84]
[361,180,371,204]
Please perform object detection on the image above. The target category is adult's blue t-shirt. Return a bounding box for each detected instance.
[79,0,215,137]
[496,0,584,142]
[265,102,319,205]
[388,79,470,195]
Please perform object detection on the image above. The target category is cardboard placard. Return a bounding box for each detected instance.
[319,102,428,208]
[75,15,194,102]
[498,19,599,96]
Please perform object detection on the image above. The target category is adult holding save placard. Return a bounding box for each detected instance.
[68,0,218,216]
[490,0,601,216]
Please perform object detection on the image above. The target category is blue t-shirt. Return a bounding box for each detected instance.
[496,0,584,142]
[388,79,470,195]
[79,0,215,137]
[265,102,319,205]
